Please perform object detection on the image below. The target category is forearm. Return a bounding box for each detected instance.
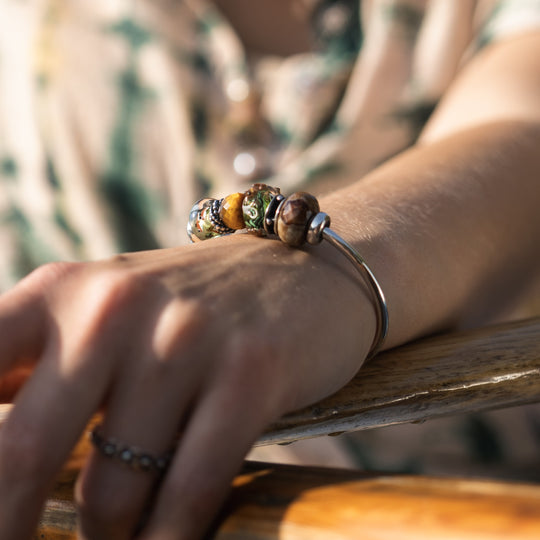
[321,120,540,348]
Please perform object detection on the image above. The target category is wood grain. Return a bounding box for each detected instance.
[216,462,540,540]
[260,316,540,445]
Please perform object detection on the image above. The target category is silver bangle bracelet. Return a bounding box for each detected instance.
[187,183,389,358]
[317,221,388,358]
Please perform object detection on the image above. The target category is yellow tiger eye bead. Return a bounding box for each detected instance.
[219,192,245,230]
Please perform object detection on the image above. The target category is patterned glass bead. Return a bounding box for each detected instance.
[187,198,223,242]
[242,183,280,230]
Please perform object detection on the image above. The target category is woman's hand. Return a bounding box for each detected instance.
[0,233,374,540]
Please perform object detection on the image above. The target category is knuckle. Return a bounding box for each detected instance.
[24,261,79,290]
[53,268,163,355]
[91,268,143,305]
[106,253,131,266]
[152,299,207,361]
[83,269,160,324]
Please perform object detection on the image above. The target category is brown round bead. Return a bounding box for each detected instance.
[276,192,320,247]
[219,192,245,230]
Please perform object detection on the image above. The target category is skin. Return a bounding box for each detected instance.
[212,0,314,55]
[0,21,539,540]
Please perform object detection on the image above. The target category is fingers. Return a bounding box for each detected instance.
[139,356,277,540]
[0,262,83,397]
[0,264,164,539]
[0,274,48,374]
[75,300,209,539]
[0,256,288,540]
[0,344,115,539]
[77,329,277,540]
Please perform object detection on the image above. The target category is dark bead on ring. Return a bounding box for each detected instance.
[90,425,172,475]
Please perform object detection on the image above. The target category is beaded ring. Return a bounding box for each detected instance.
[187,183,389,358]
[90,425,172,475]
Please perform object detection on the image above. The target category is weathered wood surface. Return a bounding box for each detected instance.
[0,316,538,538]
[260,316,540,445]
[217,462,540,540]
[37,462,540,539]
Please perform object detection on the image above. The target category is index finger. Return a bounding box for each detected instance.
[0,278,48,377]
[0,337,116,540]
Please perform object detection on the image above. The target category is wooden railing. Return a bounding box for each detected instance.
[1,317,539,539]
[261,316,540,445]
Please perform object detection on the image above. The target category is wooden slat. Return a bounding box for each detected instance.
[260,317,540,445]
[216,462,540,540]
[37,462,540,539]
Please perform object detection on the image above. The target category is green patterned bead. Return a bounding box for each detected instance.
[241,183,280,230]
